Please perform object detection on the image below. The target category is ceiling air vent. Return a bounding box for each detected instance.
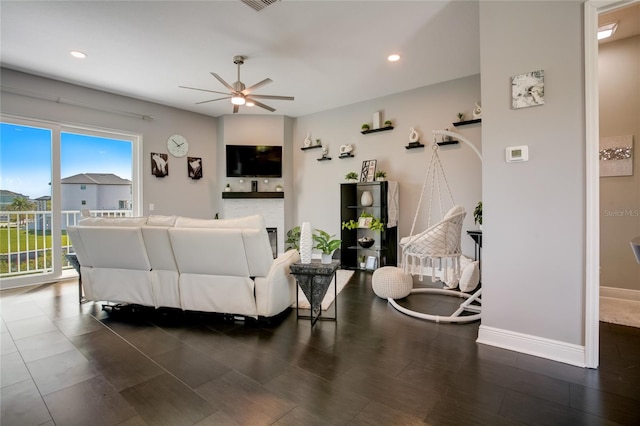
[240,0,280,12]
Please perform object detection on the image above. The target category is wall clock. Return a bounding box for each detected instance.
[167,134,189,157]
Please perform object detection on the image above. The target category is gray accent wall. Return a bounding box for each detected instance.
[479,1,585,345]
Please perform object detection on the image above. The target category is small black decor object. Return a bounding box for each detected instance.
[251,180,258,192]
[358,237,375,248]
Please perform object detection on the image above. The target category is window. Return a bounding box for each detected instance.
[119,200,128,209]
[81,200,86,205]
[80,184,86,190]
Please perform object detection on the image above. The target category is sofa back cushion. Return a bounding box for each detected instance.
[141,226,178,271]
[242,228,276,277]
[169,228,250,276]
[70,226,151,270]
[78,217,148,227]
[146,215,177,227]
[174,214,265,229]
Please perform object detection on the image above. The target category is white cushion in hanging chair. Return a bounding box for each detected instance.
[400,205,466,258]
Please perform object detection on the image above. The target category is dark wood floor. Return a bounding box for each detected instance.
[1,272,640,426]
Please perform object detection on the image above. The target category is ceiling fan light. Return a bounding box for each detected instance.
[231,95,245,105]
[246,100,255,107]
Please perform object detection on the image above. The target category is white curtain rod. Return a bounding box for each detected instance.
[1,85,155,121]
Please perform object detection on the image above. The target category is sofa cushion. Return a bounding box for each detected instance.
[174,214,265,229]
[146,215,177,226]
[75,226,151,270]
[78,217,148,226]
[242,228,275,277]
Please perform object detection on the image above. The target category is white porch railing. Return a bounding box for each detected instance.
[0,209,132,278]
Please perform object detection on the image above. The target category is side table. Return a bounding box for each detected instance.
[290,260,340,326]
[65,253,84,304]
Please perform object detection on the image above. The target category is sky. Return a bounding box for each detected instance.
[0,122,132,199]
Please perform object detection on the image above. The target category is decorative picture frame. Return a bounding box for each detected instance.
[358,217,373,229]
[360,159,377,182]
[365,255,378,270]
[511,70,544,109]
[187,156,203,179]
[151,152,168,177]
[600,135,633,177]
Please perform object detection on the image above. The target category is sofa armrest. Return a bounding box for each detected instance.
[255,249,301,317]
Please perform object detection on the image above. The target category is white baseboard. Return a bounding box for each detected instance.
[477,325,586,368]
[600,286,640,302]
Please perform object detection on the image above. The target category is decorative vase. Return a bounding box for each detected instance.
[361,190,373,207]
[300,222,312,264]
[321,253,332,264]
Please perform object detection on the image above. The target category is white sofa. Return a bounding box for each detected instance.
[67,214,300,319]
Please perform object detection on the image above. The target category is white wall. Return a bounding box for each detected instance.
[599,34,640,293]
[1,68,219,218]
[293,75,482,259]
[478,1,586,355]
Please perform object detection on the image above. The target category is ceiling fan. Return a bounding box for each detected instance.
[179,55,294,113]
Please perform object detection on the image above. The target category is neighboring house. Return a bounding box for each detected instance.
[34,195,50,211]
[0,189,30,210]
[61,173,131,211]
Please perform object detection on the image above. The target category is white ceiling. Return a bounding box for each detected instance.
[0,0,481,118]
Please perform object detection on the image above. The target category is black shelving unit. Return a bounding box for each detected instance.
[340,181,397,270]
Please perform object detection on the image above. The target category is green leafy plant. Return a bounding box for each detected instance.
[457,112,465,121]
[341,212,384,232]
[345,171,358,181]
[384,120,392,127]
[375,170,386,179]
[312,229,342,255]
[285,226,301,251]
[473,201,482,225]
[361,123,370,131]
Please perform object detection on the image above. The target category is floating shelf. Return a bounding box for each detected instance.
[405,142,425,150]
[453,118,481,127]
[361,126,394,135]
[317,156,332,161]
[301,145,322,151]
[339,153,354,159]
[222,191,284,199]
[437,140,459,146]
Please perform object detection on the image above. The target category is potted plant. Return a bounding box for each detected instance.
[313,229,342,264]
[341,212,385,232]
[361,123,370,131]
[345,171,358,182]
[225,183,231,192]
[359,255,367,269]
[375,170,387,181]
[275,184,283,192]
[473,201,482,228]
[384,120,393,127]
[285,226,301,251]
[457,112,465,121]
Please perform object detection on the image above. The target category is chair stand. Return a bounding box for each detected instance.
[388,288,481,323]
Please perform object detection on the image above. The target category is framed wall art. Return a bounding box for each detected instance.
[511,70,544,109]
[151,152,168,177]
[360,159,377,182]
[600,135,633,177]
[188,156,203,179]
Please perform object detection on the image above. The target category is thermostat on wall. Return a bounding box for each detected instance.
[506,145,529,162]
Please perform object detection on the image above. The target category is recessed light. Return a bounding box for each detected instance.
[70,50,87,59]
[597,22,618,40]
[387,54,400,62]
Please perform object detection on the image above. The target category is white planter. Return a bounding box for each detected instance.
[321,253,333,264]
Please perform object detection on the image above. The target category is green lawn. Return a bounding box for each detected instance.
[0,228,69,254]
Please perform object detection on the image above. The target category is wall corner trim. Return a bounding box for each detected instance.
[477,325,587,368]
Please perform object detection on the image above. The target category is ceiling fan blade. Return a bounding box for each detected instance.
[233,104,240,114]
[195,96,231,105]
[211,72,236,93]
[242,78,272,95]
[179,85,230,96]
[247,94,294,101]
[248,98,276,112]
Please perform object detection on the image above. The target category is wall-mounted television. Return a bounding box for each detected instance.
[226,144,283,178]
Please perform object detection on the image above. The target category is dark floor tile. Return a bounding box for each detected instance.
[349,400,428,426]
[121,373,215,426]
[193,411,241,426]
[426,398,522,426]
[116,415,149,426]
[44,375,137,426]
[272,406,333,426]
[26,348,100,395]
[4,314,58,340]
[151,344,230,388]
[102,320,184,357]
[0,379,52,426]
[264,365,368,424]
[210,343,291,384]
[196,370,296,426]
[14,329,76,363]
[499,389,612,426]
[570,382,640,424]
[54,313,106,337]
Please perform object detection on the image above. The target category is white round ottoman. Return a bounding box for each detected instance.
[372,266,413,299]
